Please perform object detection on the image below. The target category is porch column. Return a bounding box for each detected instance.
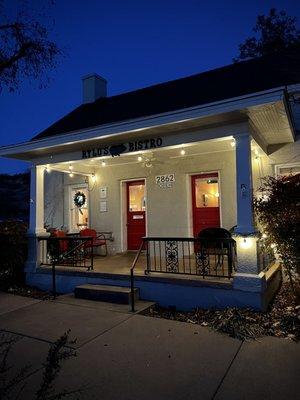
[232,133,265,295]
[25,165,49,273]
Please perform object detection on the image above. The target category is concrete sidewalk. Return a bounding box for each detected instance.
[0,292,299,400]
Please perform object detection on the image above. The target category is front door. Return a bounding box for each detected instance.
[191,173,220,236]
[127,180,146,250]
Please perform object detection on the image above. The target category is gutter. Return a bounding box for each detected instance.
[0,86,286,158]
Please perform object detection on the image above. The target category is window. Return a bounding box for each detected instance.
[128,184,145,212]
[276,164,300,177]
[70,186,89,232]
[195,176,219,208]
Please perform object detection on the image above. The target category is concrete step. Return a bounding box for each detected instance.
[74,284,139,304]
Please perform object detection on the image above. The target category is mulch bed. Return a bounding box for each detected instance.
[142,283,300,341]
[1,285,52,300]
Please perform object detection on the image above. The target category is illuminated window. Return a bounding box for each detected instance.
[276,164,300,176]
[70,187,89,231]
[195,177,219,208]
[129,184,145,212]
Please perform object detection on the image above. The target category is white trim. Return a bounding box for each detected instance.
[68,183,89,233]
[0,87,286,158]
[275,162,300,177]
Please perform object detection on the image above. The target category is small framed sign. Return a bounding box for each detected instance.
[100,201,107,212]
[100,187,107,199]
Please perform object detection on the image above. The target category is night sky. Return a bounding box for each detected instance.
[1,0,300,174]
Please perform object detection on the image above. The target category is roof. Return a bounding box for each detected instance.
[32,49,300,141]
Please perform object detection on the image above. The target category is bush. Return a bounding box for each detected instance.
[0,221,28,288]
[254,174,300,299]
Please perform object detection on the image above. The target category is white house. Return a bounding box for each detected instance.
[1,50,300,310]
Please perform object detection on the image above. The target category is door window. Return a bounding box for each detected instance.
[128,184,146,212]
[70,187,89,232]
[194,176,219,208]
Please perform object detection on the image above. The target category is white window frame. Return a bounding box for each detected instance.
[275,162,300,177]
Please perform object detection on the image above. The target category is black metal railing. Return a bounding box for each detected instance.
[129,236,236,312]
[38,236,94,298]
[143,237,236,278]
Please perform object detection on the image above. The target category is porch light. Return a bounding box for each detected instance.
[102,161,106,167]
[180,149,186,155]
[240,237,253,249]
[230,139,236,147]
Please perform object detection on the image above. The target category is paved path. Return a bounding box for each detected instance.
[0,292,299,400]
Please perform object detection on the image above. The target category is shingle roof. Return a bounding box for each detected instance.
[32,49,300,141]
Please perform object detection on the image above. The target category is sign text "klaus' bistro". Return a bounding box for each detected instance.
[82,137,163,159]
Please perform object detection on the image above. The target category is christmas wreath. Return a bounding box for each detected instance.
[73,191,86,208]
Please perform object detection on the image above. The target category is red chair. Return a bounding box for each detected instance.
[53,230,68,252]
[79,228,108,256]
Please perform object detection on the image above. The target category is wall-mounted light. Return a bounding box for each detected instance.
[240,237,253,249]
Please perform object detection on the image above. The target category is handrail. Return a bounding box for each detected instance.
[38,236,94,299]
[130,238,145,312]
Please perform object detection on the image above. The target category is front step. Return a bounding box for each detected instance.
[74,284,139,304]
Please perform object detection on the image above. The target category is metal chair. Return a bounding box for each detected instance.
[79,228,108,256]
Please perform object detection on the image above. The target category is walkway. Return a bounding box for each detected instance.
[0,292,299,399]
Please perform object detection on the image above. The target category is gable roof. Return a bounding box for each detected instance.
[32,49,300,141]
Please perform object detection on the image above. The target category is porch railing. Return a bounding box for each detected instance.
[130,236,236,312]
[257,240,276,272]
[39,236,94,270]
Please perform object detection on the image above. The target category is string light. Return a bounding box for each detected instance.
[180,149,186,156]
[69,164,73,170]
[101,161,106,167]
[91,174,96,183]
[138,156,143,162]
[231,139,236,147]
[69,172,74,178]
[45,165,50,173]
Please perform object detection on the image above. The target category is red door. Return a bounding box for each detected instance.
[191,173,220,236]
[127,180,146,250]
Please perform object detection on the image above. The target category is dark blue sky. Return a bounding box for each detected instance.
[1,0,300,173]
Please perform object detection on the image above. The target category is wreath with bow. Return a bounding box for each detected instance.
[73,191,86,209]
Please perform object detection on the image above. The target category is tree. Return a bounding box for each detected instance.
[0,1,61,91]
[234,8,300,62]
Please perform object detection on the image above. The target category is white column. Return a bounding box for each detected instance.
[232,134,264,294]
[29,165,46,235]
[234,133,255,234]
[25,165,48,274]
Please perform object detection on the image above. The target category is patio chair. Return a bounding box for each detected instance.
[196,227,235,271]
[79,228,108,256]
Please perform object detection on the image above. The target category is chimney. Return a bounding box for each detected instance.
[82,73,107,103]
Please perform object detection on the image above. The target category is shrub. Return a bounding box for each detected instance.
[254,174,300,299]
[0,221,28,288]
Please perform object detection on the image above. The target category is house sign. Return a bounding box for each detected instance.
[82,137,163,159]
